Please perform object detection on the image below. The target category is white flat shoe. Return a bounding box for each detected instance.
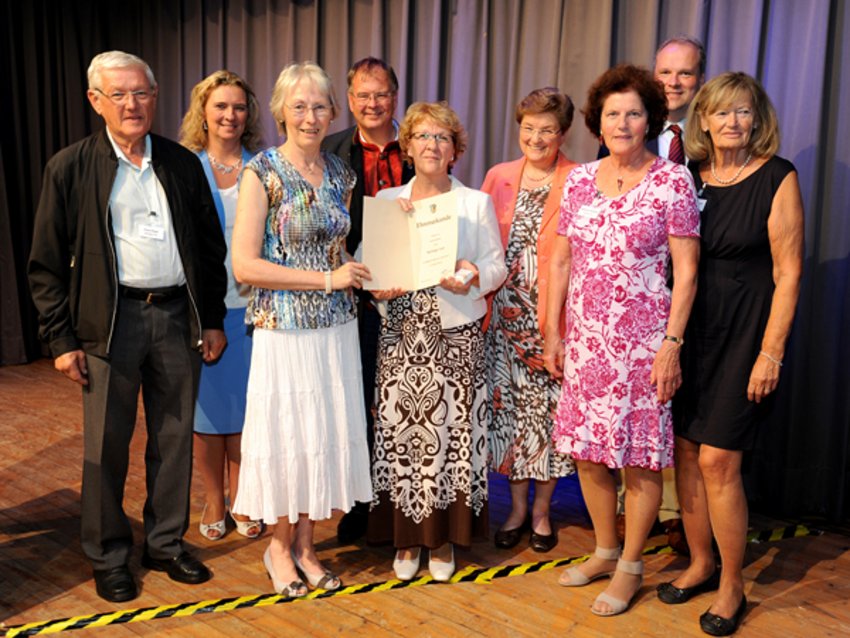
[559,546,620,586]
[199,504,226,541]
[393,547,421,581]
[428,544,455,582]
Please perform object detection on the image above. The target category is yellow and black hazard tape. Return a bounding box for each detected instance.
[0,524,819,637]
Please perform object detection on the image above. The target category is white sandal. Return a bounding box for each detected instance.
[199,504,226,541]
[591,558,644,616]
[559,546,620,586]
[230,511,263,538]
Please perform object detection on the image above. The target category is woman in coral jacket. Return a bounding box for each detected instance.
[481,88,578,554]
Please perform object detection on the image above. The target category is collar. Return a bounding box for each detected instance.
[106,128,152,168]
[665,118,687,132]
[356,120,400,148]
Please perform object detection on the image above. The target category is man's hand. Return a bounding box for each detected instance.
[201,329,227,363]
[55,350,88,386]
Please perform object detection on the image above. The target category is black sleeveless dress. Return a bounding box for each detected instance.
[673,156,795,450]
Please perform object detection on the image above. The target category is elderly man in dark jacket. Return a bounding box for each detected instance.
[28,51,227,603]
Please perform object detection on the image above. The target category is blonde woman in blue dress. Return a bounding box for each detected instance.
[180,70,264,543]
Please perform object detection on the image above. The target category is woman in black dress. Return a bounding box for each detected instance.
[660,73,804,636]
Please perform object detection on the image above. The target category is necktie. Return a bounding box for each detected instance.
[668,124,685,165]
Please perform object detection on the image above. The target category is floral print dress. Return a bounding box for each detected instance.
[552,158,700,470]
[487,185,575,480]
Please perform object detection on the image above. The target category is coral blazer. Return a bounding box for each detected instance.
[480,152,577,336]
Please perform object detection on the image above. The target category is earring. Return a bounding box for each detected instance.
[203,121,208,131]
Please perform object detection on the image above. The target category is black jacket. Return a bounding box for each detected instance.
[322,125,415,254]
[28,129,227,358]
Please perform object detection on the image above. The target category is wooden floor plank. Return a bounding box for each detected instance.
[1,359,848,638]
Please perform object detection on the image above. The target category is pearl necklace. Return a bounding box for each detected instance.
[710,153,753,185]
[208,154,242,174]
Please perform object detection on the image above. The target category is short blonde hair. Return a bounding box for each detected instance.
[269,62,338,135]
[398,101,468,168]
[684,72,780,161]
[179,70,263,153]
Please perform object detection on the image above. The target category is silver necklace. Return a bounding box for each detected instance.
[208,153,242,174]
[711,152,753,185]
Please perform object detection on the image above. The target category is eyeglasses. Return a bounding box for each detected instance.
[519,126,560,140]
[286,103,332,119]
[411,132,453,145]
[351,91,394,104]
[93,87,155,104]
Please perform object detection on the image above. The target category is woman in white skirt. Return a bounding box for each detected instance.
[231,62,373,597]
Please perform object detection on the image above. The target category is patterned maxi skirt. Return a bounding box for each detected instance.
[368,289,489,549]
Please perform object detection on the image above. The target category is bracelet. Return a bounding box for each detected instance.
[663,335,684,346]
[759,350,783,366]
[323,270,332,294]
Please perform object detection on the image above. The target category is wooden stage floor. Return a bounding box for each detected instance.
[1,359,848,637]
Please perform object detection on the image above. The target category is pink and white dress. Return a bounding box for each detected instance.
[552,158,699,470]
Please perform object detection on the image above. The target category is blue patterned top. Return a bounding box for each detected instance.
[244,148,357,330]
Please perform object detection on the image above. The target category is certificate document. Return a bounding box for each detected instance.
[361,191,458,291]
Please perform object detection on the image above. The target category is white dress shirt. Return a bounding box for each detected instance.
[106,129,186,288]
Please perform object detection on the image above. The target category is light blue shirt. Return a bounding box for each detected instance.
[106,129,186,287]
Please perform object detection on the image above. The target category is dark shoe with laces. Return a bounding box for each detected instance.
[93,565,138,602]
[494,515,531,549]
[657,569,720,604]
[700,595,747,636]
[142,549,211,584]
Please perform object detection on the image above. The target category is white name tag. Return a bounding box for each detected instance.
[576,204,602,218]
[139,221,166,241]
[697,198,707,212]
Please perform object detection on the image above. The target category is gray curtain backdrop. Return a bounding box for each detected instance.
[2,0,848,521]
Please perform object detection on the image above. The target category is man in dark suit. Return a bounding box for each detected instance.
[28,51,228,602]
[322,57,414,543]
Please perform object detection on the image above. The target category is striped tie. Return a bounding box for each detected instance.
[668,124,685,164]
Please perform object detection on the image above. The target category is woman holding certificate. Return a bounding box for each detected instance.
[367,102,507,582]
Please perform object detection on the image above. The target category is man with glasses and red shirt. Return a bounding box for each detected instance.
[323,57,414,544]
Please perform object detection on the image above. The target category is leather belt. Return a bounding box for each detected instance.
[119,284,186,304]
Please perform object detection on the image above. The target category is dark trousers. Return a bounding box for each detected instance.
[80,294,200,570]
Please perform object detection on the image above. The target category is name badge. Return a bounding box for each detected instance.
[576,204,602,218]
[139,221,166,241]
[696,198,707,212]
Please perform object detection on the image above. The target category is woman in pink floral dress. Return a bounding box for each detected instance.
[542,65,700,617]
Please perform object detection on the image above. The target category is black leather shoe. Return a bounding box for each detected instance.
[699,595,747,636]
[142,550,211,584]
[93,565,138,602]
[657,569,720,604]
[529,531,558,553]
[494,516,531,549]
[337,502,369,544]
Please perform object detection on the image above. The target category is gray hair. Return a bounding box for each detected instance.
[269,62,337,135]
[87,51,157,90]
[654,36,706,77]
